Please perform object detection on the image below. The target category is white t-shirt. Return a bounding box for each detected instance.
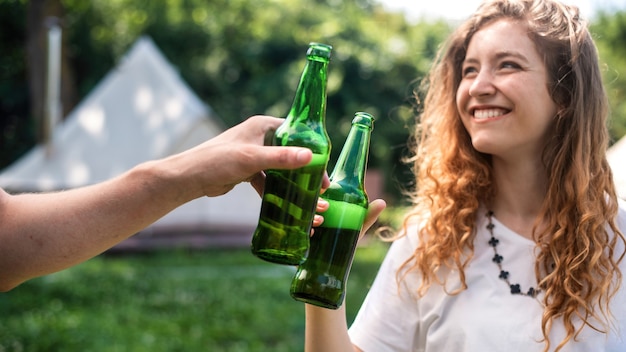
[349,202,626,351]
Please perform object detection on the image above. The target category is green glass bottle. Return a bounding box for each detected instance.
[251,43,332,265]
[290,112,374,309]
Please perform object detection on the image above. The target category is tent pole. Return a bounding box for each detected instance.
[44,17,62,158]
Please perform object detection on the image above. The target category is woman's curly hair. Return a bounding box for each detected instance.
[400,0,625,350]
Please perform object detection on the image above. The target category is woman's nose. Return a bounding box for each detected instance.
[469,70,496,97]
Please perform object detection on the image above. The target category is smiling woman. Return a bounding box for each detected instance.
[300,0,626,351]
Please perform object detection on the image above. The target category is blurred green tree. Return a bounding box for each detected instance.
[592,10,626,143]
[2,0,454,202]
[2,0,625,202]
[0,0,33,170]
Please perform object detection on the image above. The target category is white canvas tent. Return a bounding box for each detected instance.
[608,135,626,200]
[0,36,261,247]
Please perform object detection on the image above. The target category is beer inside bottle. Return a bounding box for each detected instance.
[252,153,327,265]
[251,43,332,265]
[290,200,367,309]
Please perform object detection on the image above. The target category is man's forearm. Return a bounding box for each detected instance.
[0,160,185,291]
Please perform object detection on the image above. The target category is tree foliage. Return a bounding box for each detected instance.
[0,0,33,173]
[1,0,625,202]
[61,0,454,201]
[592,10,626,142]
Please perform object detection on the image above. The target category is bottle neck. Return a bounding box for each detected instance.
[330,123,372,187]
[286,58,328,126]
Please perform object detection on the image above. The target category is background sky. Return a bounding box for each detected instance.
[377,0,626,22]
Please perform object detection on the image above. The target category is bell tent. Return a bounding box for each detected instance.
[0,36,261,249]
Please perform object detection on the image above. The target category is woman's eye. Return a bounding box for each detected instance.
[500,61,521,70]
[462,66,477,77]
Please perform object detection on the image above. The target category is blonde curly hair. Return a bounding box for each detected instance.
[401,0,625,350]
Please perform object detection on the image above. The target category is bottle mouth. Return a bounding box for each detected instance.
[307,43,332,60]
[352,112,375,129]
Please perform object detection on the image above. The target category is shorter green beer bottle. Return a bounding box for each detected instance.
[251,43,332,265]
[290,112,374,309]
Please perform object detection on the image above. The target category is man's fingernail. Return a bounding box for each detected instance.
[296,149,312,163]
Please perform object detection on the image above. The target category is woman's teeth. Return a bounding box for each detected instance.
[474,108,507,119]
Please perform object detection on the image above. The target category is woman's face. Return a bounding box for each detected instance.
[456,19,558,160]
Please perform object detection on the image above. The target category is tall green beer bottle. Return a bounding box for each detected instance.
[290,112,374,308]
[251,43,332,265]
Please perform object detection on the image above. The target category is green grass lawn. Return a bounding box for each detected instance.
[0,241,389,351]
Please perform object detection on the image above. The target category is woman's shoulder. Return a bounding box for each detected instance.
[390,223,421,252]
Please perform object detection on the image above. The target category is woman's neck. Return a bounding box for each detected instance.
[489,155,548,240]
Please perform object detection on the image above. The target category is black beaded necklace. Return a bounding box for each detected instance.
[486,210,541,298]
